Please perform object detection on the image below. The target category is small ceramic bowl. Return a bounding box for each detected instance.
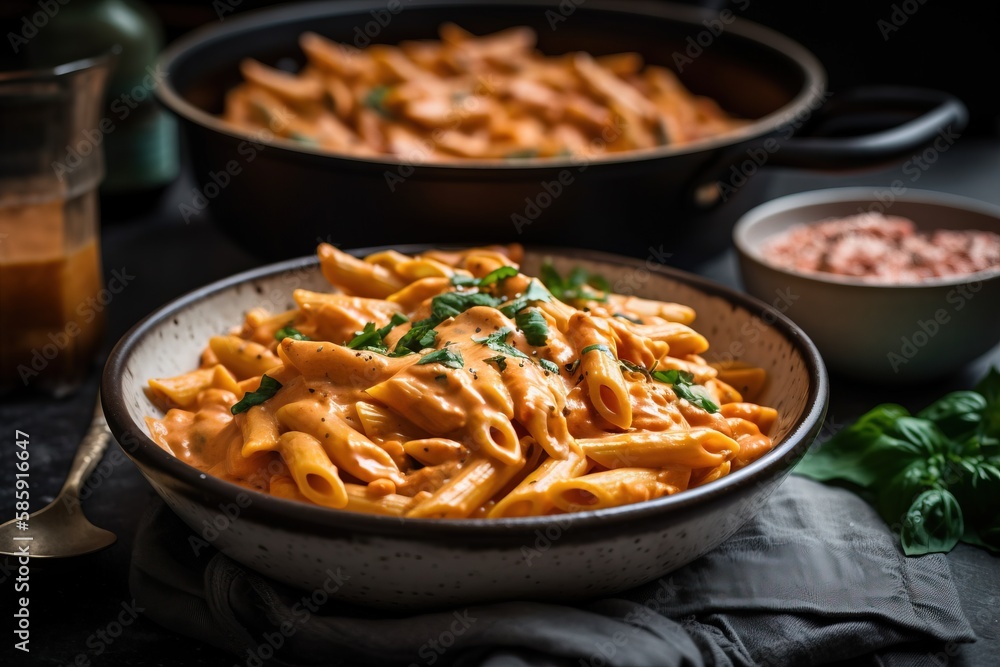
[102,246,827,609]
[734,188,1000,382]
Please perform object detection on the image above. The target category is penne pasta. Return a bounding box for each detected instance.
[145,245,778,518]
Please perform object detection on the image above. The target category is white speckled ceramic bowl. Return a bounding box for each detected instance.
[102,247,827,610]
[734,188,1000,383]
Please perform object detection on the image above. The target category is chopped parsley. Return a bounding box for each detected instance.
[540,261,609,302]
[651,369,719,413]
[451,266,518,289]
[499,280,551,317]
[539,359,559,374]
[581,343,613,358]
[417,347,464,369]
[430,291,503,321]
[485,355,508,372]
[392,290,502,356]
[515,309,549,346]
[346,313,408,354]
[231,375,282,415]
[614,312,643,324]
[274,325,310,342]
[472,327,530,360]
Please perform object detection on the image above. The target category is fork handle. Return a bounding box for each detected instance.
[58,391,112,501]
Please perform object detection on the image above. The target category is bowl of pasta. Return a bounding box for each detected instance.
[156,0,965,260]
[103,243,827,608]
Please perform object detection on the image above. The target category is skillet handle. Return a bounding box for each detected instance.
[765,86,968,169]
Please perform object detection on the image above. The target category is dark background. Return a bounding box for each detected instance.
[3,0,999,135]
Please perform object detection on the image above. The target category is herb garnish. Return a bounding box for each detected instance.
[275,326,310,342]
[346,313,409,354]
[651,368,719,413]
[500,280,551,317]
[451,266,519,289]
[796,368,1000,556]
[540,261,609,302]
[485,355,508,372]
[392,291,501,356]
[539,359,559,374]
[515,309,548,346]
[231,375,282,415]
[472,327,529,360]
[416,348,464,369]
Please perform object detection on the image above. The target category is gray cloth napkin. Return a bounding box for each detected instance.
[129,477,975,666]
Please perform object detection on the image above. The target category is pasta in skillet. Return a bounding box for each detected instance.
[222,24,746,160]
[146,244,778,518]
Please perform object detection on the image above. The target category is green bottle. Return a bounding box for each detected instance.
[26,0,179,196]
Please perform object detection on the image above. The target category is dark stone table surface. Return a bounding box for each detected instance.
[1,138,998,666]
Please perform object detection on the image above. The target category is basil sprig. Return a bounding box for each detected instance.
[796,367,1000,556]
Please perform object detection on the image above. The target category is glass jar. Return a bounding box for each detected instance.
[0,55,111,397]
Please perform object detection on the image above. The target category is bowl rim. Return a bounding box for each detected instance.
[733,186,1000,289]
[102,245,829,537]
[155,0,826,171]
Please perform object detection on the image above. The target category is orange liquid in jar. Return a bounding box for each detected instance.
[0,194,105,396]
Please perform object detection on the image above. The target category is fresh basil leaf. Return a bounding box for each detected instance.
[877,459,936,524]
[478,266,518,286]
[500,280,551,317]
[614,312,643,324]
[450,266,518,289]
[796,430,924,488]
[473,327,529,360]
[539,359,559,374]
[650,368,718,413]
[651,369,693,385]
[540,262,564,297]
[449,275,480,288]
[274,326,310,342]
[540,261,610,302]
[975,367,1000,451]
[417,347,464,369]
[431,291,502,322]
[515,309,549,346]
[231,375,282,415]
[485,355,507,372]
[890,417,949,456]
[346,322,385,353]
[900,489,964,555]
[378,312,409,338]
[392,319,437,355]
[581,343,613,358]
[917,391,987,439]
